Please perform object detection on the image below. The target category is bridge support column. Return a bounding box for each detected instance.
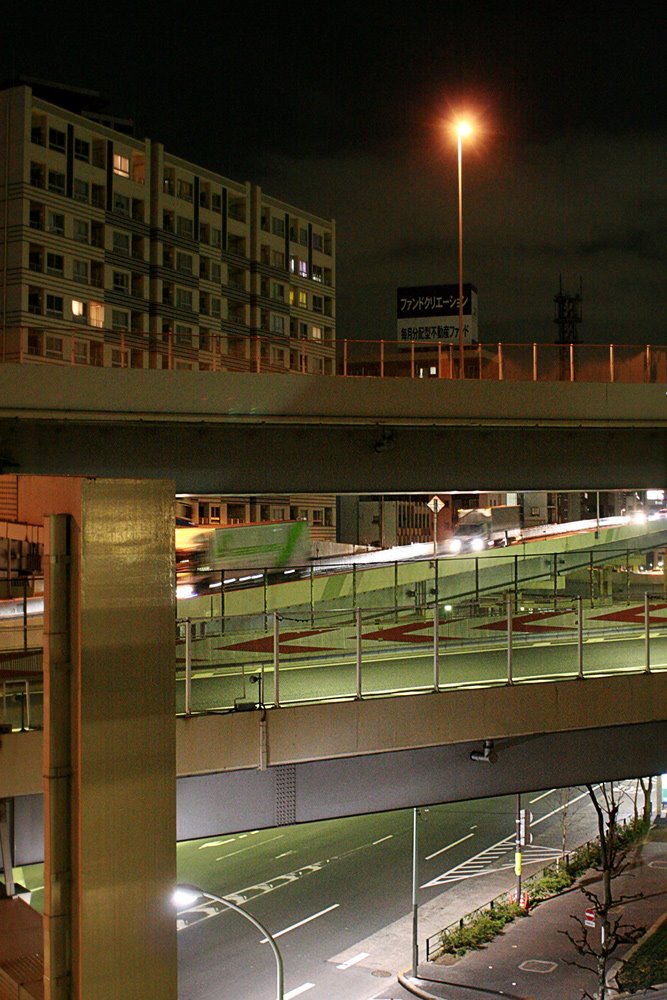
[21,477,176,1000]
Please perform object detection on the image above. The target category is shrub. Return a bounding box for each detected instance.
[439,901,524,956]
[528,867,574,903]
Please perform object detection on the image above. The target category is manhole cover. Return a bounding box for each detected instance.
[371,969,392,978]
[519,959,558,974]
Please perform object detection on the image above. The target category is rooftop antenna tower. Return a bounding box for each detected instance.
[554,275,583,344]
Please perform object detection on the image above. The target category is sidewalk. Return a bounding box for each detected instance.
[396,837,667,1000]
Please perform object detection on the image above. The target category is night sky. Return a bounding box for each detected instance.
[3,2,666,344]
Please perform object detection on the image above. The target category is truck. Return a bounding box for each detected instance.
[448,505,521,553]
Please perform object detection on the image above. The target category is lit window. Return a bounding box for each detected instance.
[298,290,308,308]
[89,301,104,328]
[72,299,88,322]
[289,256,297,273]
[311,325,322,340]
[298,260,308,278]
[113,153,130,177]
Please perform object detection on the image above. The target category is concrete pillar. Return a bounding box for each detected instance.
[20,477,176,1000]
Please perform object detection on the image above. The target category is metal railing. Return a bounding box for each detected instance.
[2,325,666,383]
[3,540,667,728]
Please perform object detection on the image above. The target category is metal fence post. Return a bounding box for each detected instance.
[433,602,440,692]
[273,612,281,706]
[184,619,192,716]
[645,593,651,674]
[355,606,363,699]
[577,595,584,679]
[507,593,513,685]
[310,564,315,626]
[394,561,399,622]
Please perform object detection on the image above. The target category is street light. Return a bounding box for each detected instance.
[455,119,473,379]
[174,884,284,1000]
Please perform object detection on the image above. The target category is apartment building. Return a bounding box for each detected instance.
[0,82,336,374]
[176,493,336,543]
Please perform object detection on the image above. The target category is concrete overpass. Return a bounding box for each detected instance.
[1,365,667,491]
[1,365,666,1000]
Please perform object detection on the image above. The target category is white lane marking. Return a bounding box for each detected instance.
[425,832,475,861]
[336,951,370,970]
[372,835,393,845]
[284,984,315,999]
[276,850,296,859]
[529,788,556,804]
[262,903,340,942]
[215,833,284,861]
[422,786,597,888]
[198,839,234,849]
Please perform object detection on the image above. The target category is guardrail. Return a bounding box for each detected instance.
[175,586,665,715]
[2,325,666,383]
[3,538,667,727]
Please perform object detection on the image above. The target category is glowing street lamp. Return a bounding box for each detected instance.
[455,119,473,379]
[174,885,284,1000]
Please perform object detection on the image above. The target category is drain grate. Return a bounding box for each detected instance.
[519,959,558,974]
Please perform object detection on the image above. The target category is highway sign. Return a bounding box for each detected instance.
[427,496,445,514]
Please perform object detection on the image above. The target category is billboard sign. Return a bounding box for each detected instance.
[397,283,478,344]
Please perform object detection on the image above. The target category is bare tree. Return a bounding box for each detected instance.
[562,782,647,1000]
[638,776,653,827]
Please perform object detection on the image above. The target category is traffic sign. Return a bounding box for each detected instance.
[427,496,444,514]
[585,907,596,928]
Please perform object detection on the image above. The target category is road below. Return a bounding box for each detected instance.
[174,784,636,1000]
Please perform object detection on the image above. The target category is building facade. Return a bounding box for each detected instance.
[0,84,336,374]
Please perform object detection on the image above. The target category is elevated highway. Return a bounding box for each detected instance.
[2,365,667,491]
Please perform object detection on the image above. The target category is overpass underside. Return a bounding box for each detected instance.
[8,672,667,854]
[2,368,667,491]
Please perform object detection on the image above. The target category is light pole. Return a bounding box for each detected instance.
[456,120,472,379]
[174,885,284,1000]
